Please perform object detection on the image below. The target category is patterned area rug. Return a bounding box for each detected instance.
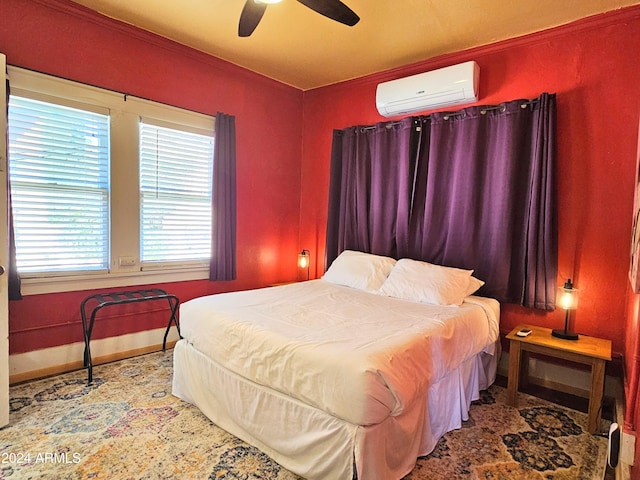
[2,351,608,479]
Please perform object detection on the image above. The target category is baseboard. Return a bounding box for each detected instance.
[9,327,180,384]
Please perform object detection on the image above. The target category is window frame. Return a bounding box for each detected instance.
[7,66,215,295]
[139,118,214,268]
[8,95,112,276]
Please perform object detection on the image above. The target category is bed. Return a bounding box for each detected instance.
[172,251,500,479]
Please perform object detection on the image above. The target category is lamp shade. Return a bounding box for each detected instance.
[552,278,580,340]
[298,250,309,269]
[298,249,310,280]
[557,278,578,310]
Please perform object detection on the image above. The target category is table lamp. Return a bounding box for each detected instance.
[552,278,579,340]
[298,249,310,280]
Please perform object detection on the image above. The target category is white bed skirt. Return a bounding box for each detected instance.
[172,339,499,480]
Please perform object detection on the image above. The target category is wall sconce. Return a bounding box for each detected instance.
[552,278,579,340]
[298,249,310,280]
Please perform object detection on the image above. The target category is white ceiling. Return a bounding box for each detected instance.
[69,0,640,90]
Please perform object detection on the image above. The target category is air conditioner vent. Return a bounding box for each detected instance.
[376,61,479,118]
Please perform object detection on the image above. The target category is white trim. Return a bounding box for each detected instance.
[1,52,9,427]
[7,67,214,130]
[9,327,180,380]
[9,87,111,116]
[140,116,213,138]
[20,266,208,295]
[6,65,215,293]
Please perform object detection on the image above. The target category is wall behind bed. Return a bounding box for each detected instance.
[301,7,640,360]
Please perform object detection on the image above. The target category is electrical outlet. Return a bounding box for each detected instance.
[118,256,137,267]
[621,431,636,466]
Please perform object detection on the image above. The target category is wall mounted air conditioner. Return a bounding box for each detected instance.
[375,61,479,118]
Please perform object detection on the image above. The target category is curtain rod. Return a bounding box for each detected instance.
[359,97,541,130]
[360,120,403,132]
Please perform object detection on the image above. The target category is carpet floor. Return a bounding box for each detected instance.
[2,350,609,479]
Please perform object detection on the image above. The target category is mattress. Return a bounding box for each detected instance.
[179,279,500,427]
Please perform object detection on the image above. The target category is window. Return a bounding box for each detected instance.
[7,67,215,294]
[8,96,110,274]
[139,121,213,265]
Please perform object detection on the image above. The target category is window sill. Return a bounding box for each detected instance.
[19,267,210,296]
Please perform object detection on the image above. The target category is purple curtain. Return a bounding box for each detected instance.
[5,76,21,300]
[325,93,557,310]
[326,118,416,260]
[209,112,237,281]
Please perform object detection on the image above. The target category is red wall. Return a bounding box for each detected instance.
[301,7,640,359]
[0,0,304,353]
[3,0,640,399]
[4,0,640,469]
[301,9,640,471]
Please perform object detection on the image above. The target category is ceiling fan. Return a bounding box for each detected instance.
[238,0,360,37]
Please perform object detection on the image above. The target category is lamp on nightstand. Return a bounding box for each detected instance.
[552,278,579,340]
[298,249,310,280]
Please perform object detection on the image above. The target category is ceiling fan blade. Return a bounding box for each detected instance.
[238,0,268,37]
[296,0,360,27]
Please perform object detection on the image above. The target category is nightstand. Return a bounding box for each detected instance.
[506,324,612,434]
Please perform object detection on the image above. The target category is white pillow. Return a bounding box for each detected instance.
[378,258,473,306]
[322,250,397,292]
[465,276,485,297]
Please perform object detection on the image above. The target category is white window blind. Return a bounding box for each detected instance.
[139,120,213,265]
[8,96,110,274]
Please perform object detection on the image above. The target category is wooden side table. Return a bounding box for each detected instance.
[506,324,612,434]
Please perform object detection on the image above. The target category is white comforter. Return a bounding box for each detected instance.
[179,280,499,426]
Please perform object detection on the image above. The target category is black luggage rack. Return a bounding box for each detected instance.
[80,288,180,385]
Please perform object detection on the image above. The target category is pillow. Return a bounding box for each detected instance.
[322,250,397,292]
[378,258,473,306]
[465,276,485,297]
